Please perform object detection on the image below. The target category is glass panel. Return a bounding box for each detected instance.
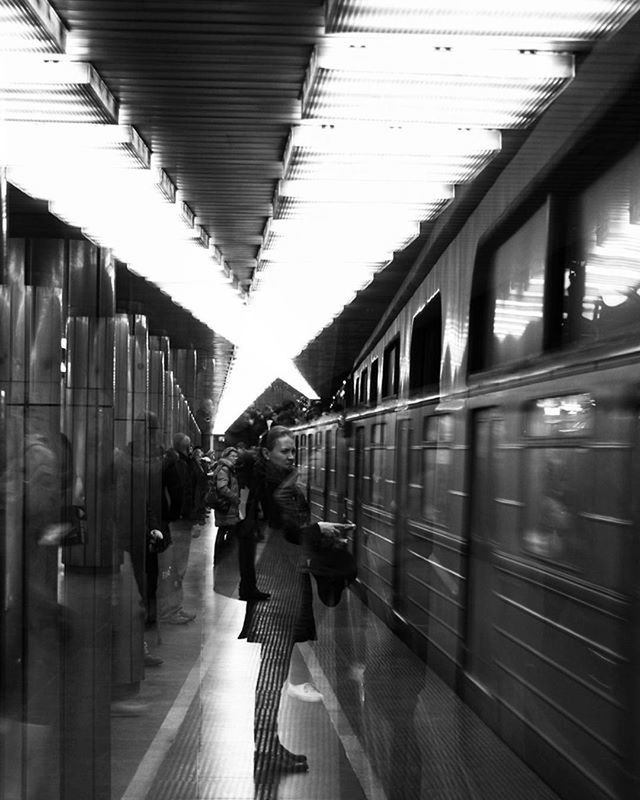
[383,339,400,396]
[571,143,640,340]
[422,415,453,528]
[370,359,379,404]
[522,448,587,568]
[370,423,386,506]
[490,201,549,365]
[526,394,595,437]
[360,368,368,403]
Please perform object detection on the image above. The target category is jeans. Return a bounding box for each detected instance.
[157,519,193,618]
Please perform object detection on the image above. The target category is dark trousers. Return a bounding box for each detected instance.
[237,528,258,596]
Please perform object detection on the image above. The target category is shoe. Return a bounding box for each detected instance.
[285,682,323,703]
[274,743,307,764]
[110,699,149,717]
[254,749,309,774]
[177,609,196,621]
[239,590,271,601]
[143,640,163,667]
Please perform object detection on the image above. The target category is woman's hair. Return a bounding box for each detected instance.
[221,446,238,459]
[259,425,293,452]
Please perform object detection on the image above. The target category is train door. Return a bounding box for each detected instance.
[464,408,504,712]
[393,417,411,615]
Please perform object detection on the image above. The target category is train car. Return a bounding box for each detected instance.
[292,20,640,800]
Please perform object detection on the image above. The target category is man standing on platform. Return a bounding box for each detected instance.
[157,433,198,624]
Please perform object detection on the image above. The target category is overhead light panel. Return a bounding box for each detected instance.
[302,44,574,128]
[0,0,66,54]
[324,0,639,43]
[0,55,118,121]
[0,121,149,166]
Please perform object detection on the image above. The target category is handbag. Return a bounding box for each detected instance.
[305,535,357,607]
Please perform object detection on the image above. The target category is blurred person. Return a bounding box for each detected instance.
[225,411,254,448]
[190,445,211,537]
[250,406,268,442]
[1,431,77,798]
[262,404,275,430]
[157,433,198,624]
[212,446,241,558]
[274,400,298,427]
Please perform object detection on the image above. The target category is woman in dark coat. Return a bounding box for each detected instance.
[239,426,356,784]
[213,446,241,554]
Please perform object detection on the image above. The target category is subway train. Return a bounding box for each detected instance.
[288,24,640,800]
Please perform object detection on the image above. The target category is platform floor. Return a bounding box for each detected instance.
[111,517,561,800]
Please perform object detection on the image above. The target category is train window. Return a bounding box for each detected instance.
[345,375,354,407]
[370,359,379,405]
[525,394,595,438]
[422,415,453,527]
[325,429,335,490]
[299,434,307,478]
[522,447,587,568]
[563,143,640,344]
[354,376,360,406]
[360,368,368,404]
[471,200,549,370]
[314,431,323,481]
[382,337,400,397]
[369,422,386,506]
[409,294,442,396]
[522,394,595,569]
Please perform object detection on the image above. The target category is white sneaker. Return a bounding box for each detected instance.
[285,682,323,703]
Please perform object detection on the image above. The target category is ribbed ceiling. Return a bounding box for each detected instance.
[52,0,325,286]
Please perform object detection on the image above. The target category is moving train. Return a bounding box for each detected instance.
[290,18,640,800]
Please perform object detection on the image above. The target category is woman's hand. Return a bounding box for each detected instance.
[317,521,355,547]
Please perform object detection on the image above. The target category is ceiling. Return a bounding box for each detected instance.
[52,0,326,290]
[4,1,639,422]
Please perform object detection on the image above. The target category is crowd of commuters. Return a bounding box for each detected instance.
[111,398,358,798]
[111,426,215,715]
[223,398,329,449]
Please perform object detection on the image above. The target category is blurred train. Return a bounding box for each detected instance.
[291,21,640,800]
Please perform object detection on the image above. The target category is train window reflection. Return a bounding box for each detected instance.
[422,415,453,528]
[566,143,640,342]
[526,393,595,437]
[488,202,549,366]
[360,368,368,404]
[370,358,379,405]
[522,447,586,569]
[382,337,400,397]
[409,293,442,396]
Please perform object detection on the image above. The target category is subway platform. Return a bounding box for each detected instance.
[110,518,561,800]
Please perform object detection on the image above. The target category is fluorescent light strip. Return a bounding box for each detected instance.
[284,150,497,184]
[311,42,575,78]
[286,121,502,155]
[0,122,150,166]
[0,0,66,53]
[324,0,639,41]
[277,177,453,203]
[303,70,572,128]
[0,56,118,121]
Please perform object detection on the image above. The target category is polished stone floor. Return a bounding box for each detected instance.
[111,517,560,800]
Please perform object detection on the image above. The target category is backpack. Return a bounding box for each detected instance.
[208,462,231,513]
